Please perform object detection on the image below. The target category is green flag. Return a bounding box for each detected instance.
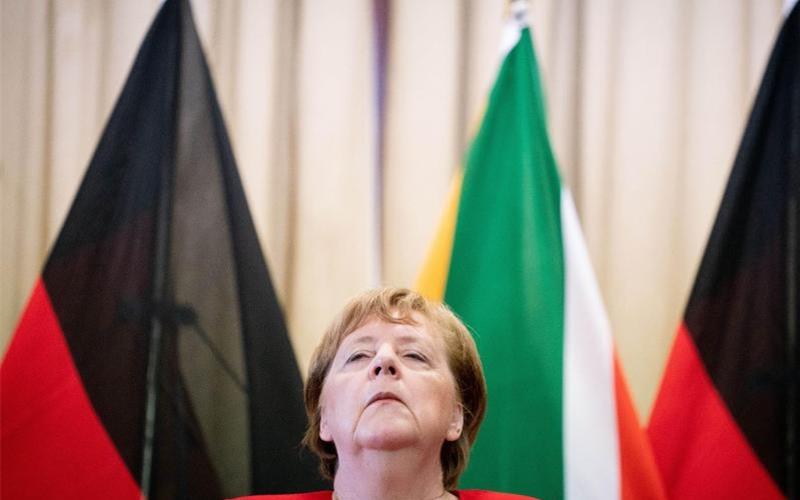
[417,8,666,499]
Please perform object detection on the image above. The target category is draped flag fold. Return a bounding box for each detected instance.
[1,0,326,498]
[417,6,665,500]
[648,3,799,498]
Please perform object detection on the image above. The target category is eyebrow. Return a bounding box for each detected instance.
[395,334,428,346]
[345,335,375,347]
[343,332,430,348]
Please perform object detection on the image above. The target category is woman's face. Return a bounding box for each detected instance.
[318,317,464,455]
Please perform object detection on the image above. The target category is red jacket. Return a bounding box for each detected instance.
[232,490,537,500]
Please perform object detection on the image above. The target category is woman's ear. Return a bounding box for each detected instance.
[319,410,333,442]
[446,403,464,442]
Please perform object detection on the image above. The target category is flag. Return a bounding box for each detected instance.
[647,3,799,498]
[416,6,665,500]
[0,0,326,498]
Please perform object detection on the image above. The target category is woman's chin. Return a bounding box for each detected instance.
[355,421,417,451]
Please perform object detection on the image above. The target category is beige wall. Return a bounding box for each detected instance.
[0,0,784,419]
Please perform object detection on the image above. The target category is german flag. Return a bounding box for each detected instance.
[0,0,325,498]
[647,3,799,498]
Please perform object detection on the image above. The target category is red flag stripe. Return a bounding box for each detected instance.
[647,324,783,499]
[1,280,140,499]
[613,354,667,500]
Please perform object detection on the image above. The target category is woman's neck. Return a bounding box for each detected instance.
[332,447,455,500]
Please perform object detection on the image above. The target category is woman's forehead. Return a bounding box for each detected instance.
[339,317,440,348]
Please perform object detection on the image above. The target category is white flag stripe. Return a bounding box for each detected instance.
[562,188,621,499]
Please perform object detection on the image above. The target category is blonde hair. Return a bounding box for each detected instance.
[302,287,487,490]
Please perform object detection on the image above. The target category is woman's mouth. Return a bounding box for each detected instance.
[367,391,402,406]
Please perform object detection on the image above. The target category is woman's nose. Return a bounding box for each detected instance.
[369,348,398,379]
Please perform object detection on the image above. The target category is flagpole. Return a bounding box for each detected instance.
[140,2,181,497]
[787,188,797,500]
[139,134,176,499]
[139,154,173,500]
[785,4,799,498]
[786,132,798,500]
[786,22,798,500]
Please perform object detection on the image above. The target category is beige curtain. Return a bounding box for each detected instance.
[0,0,784,419]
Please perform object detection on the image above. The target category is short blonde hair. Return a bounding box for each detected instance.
[302,287,487,490]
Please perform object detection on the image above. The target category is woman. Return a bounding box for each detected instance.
[235,288,535,500]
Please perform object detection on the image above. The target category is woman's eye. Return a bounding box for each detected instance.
[346,352,368,363]
[404,352,427,362]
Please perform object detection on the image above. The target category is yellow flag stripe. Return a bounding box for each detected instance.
[414,171,463,301]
